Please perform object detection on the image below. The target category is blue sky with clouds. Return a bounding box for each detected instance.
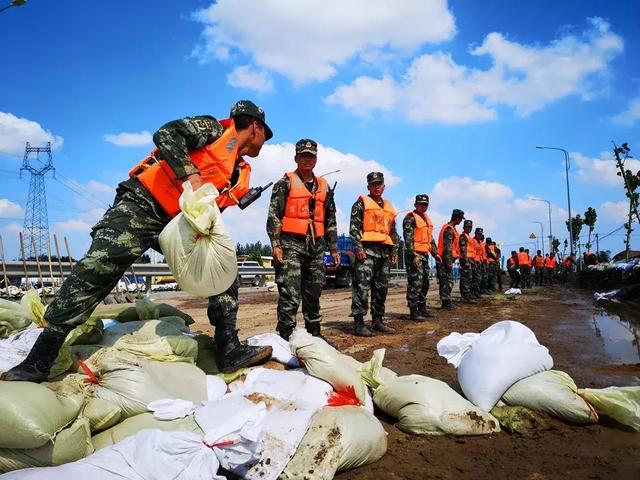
[1,0,639,261]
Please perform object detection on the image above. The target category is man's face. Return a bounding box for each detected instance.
[294,152,317,174]
[245,121,267,157]
[463,225,472,234]
[415,203,428,214]
[368,181,385,197]
[452,216,463,226]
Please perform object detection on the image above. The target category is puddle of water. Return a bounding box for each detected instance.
[590,311,640,364]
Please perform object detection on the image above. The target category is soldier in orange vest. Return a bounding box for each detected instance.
[2,100,274,382]
[350,172,399,336]
[403,194,441,321]
[267,139,338,343]
[533,249,545,286]
[437,209,464,309]
[473,228,488,295]
[458,219,477,303]
[544,253,557,285]
[517,247,530,289]
[485,237,499,291]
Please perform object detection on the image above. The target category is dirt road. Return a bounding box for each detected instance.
[109,282,640,479]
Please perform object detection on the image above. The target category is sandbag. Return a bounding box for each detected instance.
[94,300,195,326]
[159,181,237,298]
[502,370,598,424]
[0,290,46,338]
[438,320,553,411]
[0,381,84,449]
[82,397,122,433]
[289,329,368,405]
[82,349,208,419]
[578,386,640,431]
[373,374,500,436]
[0,417,93,474]
[98,318,197,362]
[357,348,398,389]
[280,406,387,480]
[91,412,203,450]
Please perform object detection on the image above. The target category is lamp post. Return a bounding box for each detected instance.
[535,146,573,256]
[531,198,553,254]
[0,0,26,14]
[530,221,544,256]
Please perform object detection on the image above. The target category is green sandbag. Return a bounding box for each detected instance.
[83,397,122,433]
[0,382,84,449]
[0,290,46,338]
[92,413,202,450]
[106,299,195,325]
[578,386,640,431]
[490,405,550,435]
[0,417,93,474]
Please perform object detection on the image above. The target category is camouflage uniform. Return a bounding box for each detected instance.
[267,170,337,334]
[350,197,399,321]
[403,212,437,312]
[438,226,456,303]
[458,226,474,301]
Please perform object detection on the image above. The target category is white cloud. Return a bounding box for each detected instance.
[52,219,93,232]
[191,0,455,84]
[2,222,22,233]
[573,151,640,187]
[0,199,23,218]
[104,131,153,147]
[227,65,274,93]
[0,112,64,157]
[600,200,629,223]
[610,97,640,126]
[328,18,623,123]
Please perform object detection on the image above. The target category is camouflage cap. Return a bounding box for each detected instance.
[451,208,465,219]
[367,171,384,184]
[295,138,317,156]
[463,219,473,227]
[475,227,483,234]
[486,237,493,243]
[415,194,429,204]
[230,100,273,140]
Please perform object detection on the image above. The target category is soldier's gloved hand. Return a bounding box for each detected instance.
[355,249,367,261]
[272,246,284,264]
[433,254,442,263]
[331,251,340,265]
[413,256,421,268]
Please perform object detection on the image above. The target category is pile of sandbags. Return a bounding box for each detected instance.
[0,290,46,338]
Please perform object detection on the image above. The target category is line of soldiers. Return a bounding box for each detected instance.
[506,248,569,287]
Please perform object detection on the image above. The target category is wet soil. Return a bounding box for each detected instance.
[117,282,640,479]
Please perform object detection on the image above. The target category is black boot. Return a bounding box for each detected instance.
[277,325,294,341]
[409,307,428,322]
[441,300,457,310]
[461,297,476,304]
[372,316,396,333]
[418,304,435,318]
[0,327,69,382]
[353,315,373,337]
[214,328,272,373]
[306,323,336,348]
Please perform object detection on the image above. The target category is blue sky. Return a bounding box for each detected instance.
[1,0,639,261]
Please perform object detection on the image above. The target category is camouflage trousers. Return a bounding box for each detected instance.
[459,259,474,299]
[351,246,391,319]
[487,262,498,291]
[535,267,544,286]
[275,239,325,332]
[406,253,430,309]
[508,267,521,288]
[438,264,454,302]
[521,266,532,288]
[472,261,483,295]
[44,178,237,333]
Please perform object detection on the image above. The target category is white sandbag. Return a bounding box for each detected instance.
[504,288,522,295]
[148,399,196,421]
[0,381,84,449]
[357,348,398,390]
[159,181,237,298]
[0,328,43,374]
[502,370,598,424]
[247,333,300,368]
[0,417,93,474]
[207,375,228,401]
[99,318,197,362]
[281,406,387,480]
[0,290,46,338]
[373,374,500,436]
[289,329,367,405]
[578,386,640,431]
[438,320,553,411]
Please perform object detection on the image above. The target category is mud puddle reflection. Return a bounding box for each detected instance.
[590,310,640,364]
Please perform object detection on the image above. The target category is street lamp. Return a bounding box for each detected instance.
[0,0,26,13]
[529,221,544,256]
[531,198,553,254]
[535,146,573,256]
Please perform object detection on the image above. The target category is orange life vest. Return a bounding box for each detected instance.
[507,257,516,268]
[410,211,434,254]
[517,251,529,266]
[534,255,545,268]
[437,223,460,259]
[460,232,476,260]
[544,257,557,268]
[281,172,328,238]
[487,244,497,263]
[360,195,397,246]
[475,239,486,263]
[129,118,251,217]
[563,257,573,268]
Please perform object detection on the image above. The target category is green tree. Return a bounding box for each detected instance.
[597,250,611,263]
[245,251,263,266]
[613,142,640,262]
[565,215,583,255]
[583,207,597,252]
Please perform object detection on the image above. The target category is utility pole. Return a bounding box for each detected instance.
[20,142,55,259]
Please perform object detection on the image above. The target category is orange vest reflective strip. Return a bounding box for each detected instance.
[534,255,545,267]
[461,232,476,260]
[361,195,397,246]
[411,211,434,254]
[487,244,497,263]
[129,119,251,217]
[517,252,529,266]
[281,172,328,238]
[437,223,460,259]
[544,257,556,268]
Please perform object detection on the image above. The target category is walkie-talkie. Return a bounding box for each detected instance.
[238,181,274,209]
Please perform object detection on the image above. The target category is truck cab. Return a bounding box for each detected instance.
[324,234,355,288]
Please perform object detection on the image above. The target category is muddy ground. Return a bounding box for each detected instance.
[98,280,640,479]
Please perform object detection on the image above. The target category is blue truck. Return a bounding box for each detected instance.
[324,234,356,288]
